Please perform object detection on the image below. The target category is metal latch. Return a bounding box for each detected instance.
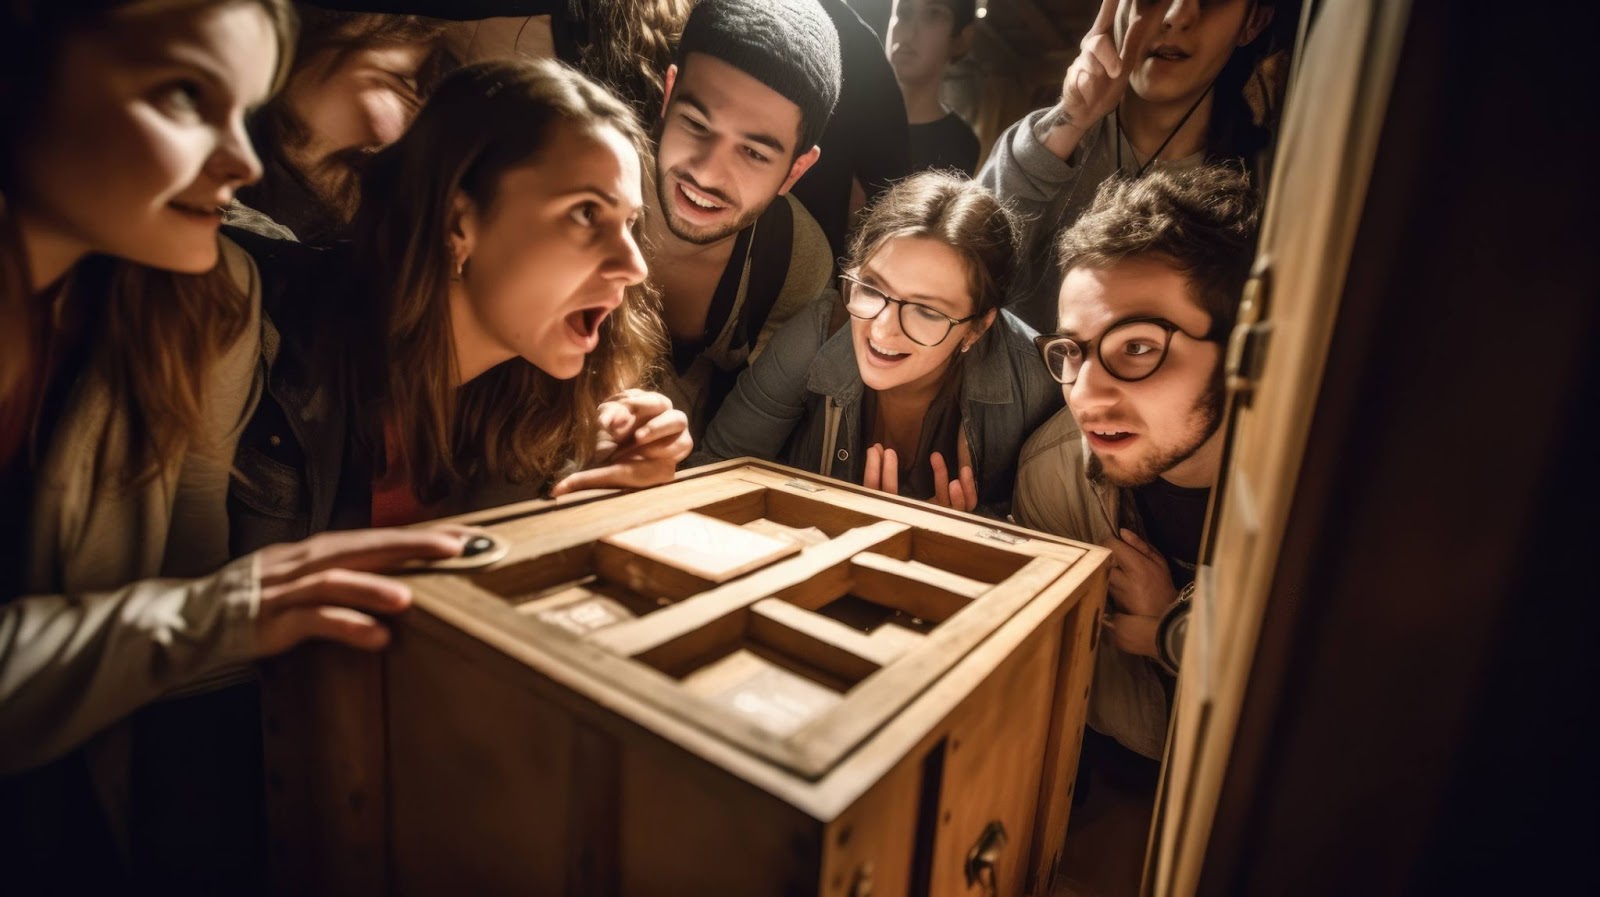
[1225,262,1274,408]
[964,820,1008,893]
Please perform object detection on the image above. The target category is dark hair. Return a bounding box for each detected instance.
[847,171,1019,318]
[348,57,666,503]
[1,0,296,474]
[939,0,978,33]
[674,0,842,154]
[243,7,456,238]
[1057,165,1260,335]
[1207,0,1299,165]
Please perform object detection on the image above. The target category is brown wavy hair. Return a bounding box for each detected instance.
[347,57,666,504]
[571,0,693,122]
[845,170,1021,318]
[1,0,297,475]
[1057,164,1260,336]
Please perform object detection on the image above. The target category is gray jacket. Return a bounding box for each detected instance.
[978,109,1202,333]
[1012,405,1176,760]
[691,293,1062,519]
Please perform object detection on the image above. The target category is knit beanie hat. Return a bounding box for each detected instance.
[675,0,842,153]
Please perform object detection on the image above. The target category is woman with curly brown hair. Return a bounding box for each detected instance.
[229,56,687,549]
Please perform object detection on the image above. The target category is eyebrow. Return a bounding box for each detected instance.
[677,92,791,156]
[554,185,644,216]
[861,264,963,309]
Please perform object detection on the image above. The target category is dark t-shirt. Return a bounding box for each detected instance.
[909,112,980,178]
[1131,477,1211,590]
[788,0,912,260]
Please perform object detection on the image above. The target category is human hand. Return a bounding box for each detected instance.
[551,389,692,496]
[862,443,900,496]
[1050,0,1172,137]
[1106,527,1178,618]
[929,432,979,512]
[1101,610,1160,658]
[253,527,466,656]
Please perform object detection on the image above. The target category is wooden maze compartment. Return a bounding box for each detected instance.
[262,461,1110,897]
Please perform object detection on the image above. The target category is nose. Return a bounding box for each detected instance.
[869,301,906,342]
[1162,0,1199,30]
[607,225,648,286]
[207,115,264,188]
[1068,354,1121,413]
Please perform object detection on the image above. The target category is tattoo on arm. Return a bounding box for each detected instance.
[1035,104,1074,140]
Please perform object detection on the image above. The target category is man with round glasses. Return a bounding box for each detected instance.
[1014,164,1258,762]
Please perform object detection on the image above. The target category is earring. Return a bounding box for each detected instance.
[960,341,972,354]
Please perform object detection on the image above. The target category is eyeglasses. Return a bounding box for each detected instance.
[1033,316,1222,385]
[839,273,979,348]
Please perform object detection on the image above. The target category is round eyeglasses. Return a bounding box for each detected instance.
[1033,316,1221,385]
[839,274,978,348]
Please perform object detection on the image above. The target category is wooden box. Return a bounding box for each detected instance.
[263,460,1109,896]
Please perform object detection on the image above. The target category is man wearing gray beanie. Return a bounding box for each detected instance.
[644,0,845,438]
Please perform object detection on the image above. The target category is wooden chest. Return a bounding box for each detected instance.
[263,460,1109,896]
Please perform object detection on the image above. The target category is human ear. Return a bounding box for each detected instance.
[661,64,678,122]
[778,145,822,196]
[963,308,998,351]
[447,191,480,275]
[951,22,975,62]
[1239,2,1275,46]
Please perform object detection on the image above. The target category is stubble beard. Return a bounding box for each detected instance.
[655,166,763,246]
[1088,373,1225,488]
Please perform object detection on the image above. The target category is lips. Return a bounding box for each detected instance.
[1082,425,1138,451]
[169,198,226,222]
[1148,44,1190,61]
[865,338,910,367]
[675,179,729,217]
[564,303,614,352]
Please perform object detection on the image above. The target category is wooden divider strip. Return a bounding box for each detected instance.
[587,521,912,659]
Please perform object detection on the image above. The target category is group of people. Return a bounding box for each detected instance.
[0,0,1286,889]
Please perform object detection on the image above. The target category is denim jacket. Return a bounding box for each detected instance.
[690,293,1062,519]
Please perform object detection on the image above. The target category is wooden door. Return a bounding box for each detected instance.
[1144,2,1414,893]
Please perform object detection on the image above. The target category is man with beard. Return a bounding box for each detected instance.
[645,0,842,434]
[235,6,455,243]
[1014,164,1258,761]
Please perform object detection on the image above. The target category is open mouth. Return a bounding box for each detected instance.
[676,180,728,213]
[866,338,910,365]
[1085,428,1137,449]
[1149,45,1191,62]
[565,305,611,349]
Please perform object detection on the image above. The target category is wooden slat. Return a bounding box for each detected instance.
[850,552,987,624]
[587,521,911,659]
[1025,566,1108,895]
[747,598,888,681]
[785,556,1071,772]
[594,511,801,600]
[750,597,912,669]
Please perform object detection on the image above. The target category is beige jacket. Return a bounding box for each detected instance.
[1013,405,1173,760]
[0,237,264,789]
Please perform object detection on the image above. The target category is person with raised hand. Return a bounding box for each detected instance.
[690,171,1060,519]
[0,1,476,889]
[979,0,1281,333]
